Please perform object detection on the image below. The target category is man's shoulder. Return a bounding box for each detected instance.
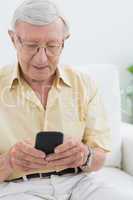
[0,64,15,90]
[0,64,14,79]
[61,65,96,88]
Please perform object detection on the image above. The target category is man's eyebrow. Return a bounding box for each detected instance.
[17,35,61,44]
[47,39,62,43]
[22,39,39,43]
[26,40,61,44]
[17,36,39,43]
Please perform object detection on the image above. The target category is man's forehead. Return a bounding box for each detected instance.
[15,19,64,41]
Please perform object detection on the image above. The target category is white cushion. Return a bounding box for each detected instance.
[97,167,133,196]
[73,64,121,167]
[121,122,133,176]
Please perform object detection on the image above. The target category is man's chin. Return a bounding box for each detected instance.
[30,72,51,82]
[30,77,50,83]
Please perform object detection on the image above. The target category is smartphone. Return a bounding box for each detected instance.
[35,131,64,154]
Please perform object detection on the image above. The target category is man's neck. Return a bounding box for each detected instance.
[23,74,56,94]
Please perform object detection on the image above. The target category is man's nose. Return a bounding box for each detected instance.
[35,47,48,64]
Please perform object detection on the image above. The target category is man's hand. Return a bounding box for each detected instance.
[8,139,47,173]
[46,138,89,169]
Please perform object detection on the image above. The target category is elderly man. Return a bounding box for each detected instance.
[0,0,132,199]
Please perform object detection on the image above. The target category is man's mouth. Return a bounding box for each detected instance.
[32,65,49,70]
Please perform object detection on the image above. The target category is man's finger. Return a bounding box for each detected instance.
[16,142,46,158]
[47,153,80,167]
[46,146,80,161]
[15,151,47,165]
[55,140,78,153]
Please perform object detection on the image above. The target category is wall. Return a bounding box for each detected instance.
[0,0,133,83]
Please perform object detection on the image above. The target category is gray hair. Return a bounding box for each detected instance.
[10,0,70,39]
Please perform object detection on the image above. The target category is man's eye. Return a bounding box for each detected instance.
[48,44,60,47]
[47,45,60,51]
[48,45,56,48]
[26,44,38,49]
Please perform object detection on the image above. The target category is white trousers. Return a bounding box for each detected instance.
[0,171,132,200]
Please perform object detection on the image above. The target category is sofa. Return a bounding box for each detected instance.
[74,64,133,197]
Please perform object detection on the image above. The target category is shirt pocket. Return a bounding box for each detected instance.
[63,120,86,141]
[62,101,86,140]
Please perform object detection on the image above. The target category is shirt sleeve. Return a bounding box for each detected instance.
[82,77,111,152]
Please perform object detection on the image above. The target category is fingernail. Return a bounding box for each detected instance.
[42,154,46,158]
[55,149,59,153]
[46,157,51,161]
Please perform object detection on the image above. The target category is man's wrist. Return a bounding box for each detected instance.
[82,145,91,166]
[80,146,95,171]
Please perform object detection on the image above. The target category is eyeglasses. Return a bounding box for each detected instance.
[15,35,64,57]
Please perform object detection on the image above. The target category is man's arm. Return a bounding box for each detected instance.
[81,76,111,171]
[80,146,107,172]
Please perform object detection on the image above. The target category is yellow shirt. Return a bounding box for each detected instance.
[0,63,110,180]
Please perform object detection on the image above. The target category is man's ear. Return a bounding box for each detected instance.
[8,30,16,48]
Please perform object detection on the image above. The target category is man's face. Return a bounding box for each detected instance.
[9,19,64,82]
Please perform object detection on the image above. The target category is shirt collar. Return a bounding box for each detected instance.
[56,66,72,89]
[9,63,72,90]
[9,63,22,90]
